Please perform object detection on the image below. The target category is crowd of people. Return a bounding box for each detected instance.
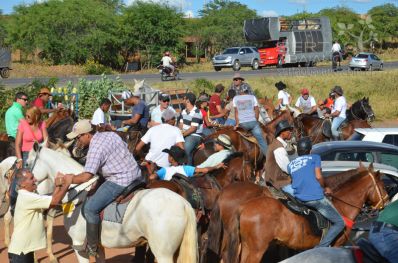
[4,73,396,263]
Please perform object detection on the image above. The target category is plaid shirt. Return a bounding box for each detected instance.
[84,132,142,187]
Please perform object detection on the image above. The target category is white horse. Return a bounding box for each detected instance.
[27,143,198,263]
[279,247,356,263]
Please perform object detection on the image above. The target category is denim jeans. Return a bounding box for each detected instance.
[213,117,225,125]
[224,119,236,126]
[239,121,268,156]
[369,223,398,263]
[331,117,345,139]
[202,127,214,137]
[8,252,34,263]
[84,180,125,224]
[304,197,345,247]
[282,184,295,196]
[184,134,202,165]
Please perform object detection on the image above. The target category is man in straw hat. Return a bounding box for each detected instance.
[197,134,234,168]
[324,86,347,140]
[229,72,253,95]
[32,87,59,114]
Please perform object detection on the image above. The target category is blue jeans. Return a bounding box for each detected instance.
[331,117,345,139]
[213,117,225,125]
[369,223,398,263]
[304,197,345,247]
[184,135,202,165]
[202,127,214,137]
[224,119,236,126]
[239,121,268,156]
[282,184,295,196]
[84,180,125,224]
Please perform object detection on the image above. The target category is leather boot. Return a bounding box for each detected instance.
[86,223,100,257]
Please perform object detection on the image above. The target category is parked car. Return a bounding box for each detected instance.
[354,128,398,147]
[212,47,261,71]
[348,52,383,71]
[311,141,398,169]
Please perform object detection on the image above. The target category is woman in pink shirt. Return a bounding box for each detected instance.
[15,106,48,168]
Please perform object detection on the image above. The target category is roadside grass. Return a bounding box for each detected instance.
[150,69,398,121]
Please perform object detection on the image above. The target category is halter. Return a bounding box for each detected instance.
[350,100,374,121]
[28,144,43,173]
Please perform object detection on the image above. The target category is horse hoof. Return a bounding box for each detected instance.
[49,256,59,263]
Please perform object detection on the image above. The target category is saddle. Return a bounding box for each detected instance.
[351,238,389,263]
[267,186,329,237]
[171,173,205,213]
[236,130,259,145]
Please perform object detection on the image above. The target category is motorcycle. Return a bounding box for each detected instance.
[157,63,179,81]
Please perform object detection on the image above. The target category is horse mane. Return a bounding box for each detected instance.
[324,166,368,191]
[222,152,244,164]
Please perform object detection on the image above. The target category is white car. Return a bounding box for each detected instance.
[354,128,398,147]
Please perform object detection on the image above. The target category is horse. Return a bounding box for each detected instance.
[46,108,75,142]
[294,97,374,143]
[279,247,356,263]
[230,164,388,263]
[25,144,198,263]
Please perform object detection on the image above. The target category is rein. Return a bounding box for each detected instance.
[28,144,43,173]
[350,100,374,121]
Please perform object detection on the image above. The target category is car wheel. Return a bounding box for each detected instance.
[350,67,355,71]
[161,73,166,81]
[252,60,259,70]
[379,64,383,71]
[232,60,241,71]
[0,68,10,78]
[369,64,373,71]
[214,67,221,72]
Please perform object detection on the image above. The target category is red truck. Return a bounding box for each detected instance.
[257,40,287,68]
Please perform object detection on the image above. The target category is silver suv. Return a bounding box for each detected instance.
[212,47,261,71]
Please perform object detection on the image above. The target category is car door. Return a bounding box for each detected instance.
[238,48,246,64]
[244,48,254,65]
[370,54,380,68]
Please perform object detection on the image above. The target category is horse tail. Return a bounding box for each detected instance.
[177,201,198,263]
[225,207,241,263]
[205,198,223,262]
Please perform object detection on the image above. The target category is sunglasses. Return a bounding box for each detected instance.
[20,98,28,101]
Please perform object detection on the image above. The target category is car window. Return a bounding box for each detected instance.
[252,47,259,53]
[223,48,239,55]
[382,135,398,147]
[380,153,398,169]
[245,48,253,54]
[336,152,374,162]
[356,54,369,59]
[372,55,380,60]
[239,48,246,54]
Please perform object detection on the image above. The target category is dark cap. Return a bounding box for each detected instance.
[163,146,187,164]
[275,120,294,137]
[275,81,287,90]
[159,93,170,102]
[331,86,343,96]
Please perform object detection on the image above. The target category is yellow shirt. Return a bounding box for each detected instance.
[8,189,52,255]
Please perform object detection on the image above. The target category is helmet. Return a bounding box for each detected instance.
[297,137,312,156]
[165,51,170,56]
[275,120,293,137]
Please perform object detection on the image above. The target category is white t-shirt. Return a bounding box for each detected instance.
[278,90,291,106]
[295,96,316,114]
[92,107,110,125]
[233,94,258,123]
[8,189,52,255]
[141,124,184,167]
[332,96,347,118]
[150,105,176,124]
[161,56,173,67]
[332,43,342,53]
[197,150,231,168]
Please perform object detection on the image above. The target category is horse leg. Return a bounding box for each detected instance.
[74,249,90,263]
[4,207,12,246]
[46,209,58,263]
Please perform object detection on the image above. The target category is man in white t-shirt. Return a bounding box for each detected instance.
[233,88,268,155]
[161,51,175,75]
[135,109,184,168]
[275,81,292,110]
[331,40,343,62]
[149,94,176,127]
[295,88,317,115]
[8,169,72,263]
[91,98,112,126]
[325,86,347,140]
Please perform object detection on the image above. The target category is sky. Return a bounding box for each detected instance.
[1,0,397,18]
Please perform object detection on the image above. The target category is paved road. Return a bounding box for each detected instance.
[1,61,398,87]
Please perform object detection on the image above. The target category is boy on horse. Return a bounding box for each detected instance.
[325,86,347,140]
[287,137,345,247]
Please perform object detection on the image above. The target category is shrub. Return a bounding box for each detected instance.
[83,60,113,75]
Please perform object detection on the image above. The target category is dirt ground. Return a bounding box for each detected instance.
[0,211,136,263]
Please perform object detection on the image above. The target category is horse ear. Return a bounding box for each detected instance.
[374,170,381,179]
[358,161,364,168]
[368,162,374,172]
[33,141,40,152]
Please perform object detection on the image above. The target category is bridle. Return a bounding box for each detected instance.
[28,144,43,173]
[350,100,374,121]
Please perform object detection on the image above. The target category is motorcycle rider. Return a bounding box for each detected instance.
[161,51,175,76]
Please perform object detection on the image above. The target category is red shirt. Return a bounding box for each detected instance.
[32,97,45,109]
[209,94,221,116]
[200,109,208,128]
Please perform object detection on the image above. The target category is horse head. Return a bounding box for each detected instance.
[133,79,145,94]
[351,97,375,122]
[365,163,388,210]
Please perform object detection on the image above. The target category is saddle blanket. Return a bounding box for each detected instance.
[102,200,130,224]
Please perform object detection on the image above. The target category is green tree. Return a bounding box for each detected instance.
[119,1,185,69]
[5,0,121,67]
[199,0,257,56]
[368,4,398,45]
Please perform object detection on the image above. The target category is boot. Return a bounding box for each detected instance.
[86,223,100,258]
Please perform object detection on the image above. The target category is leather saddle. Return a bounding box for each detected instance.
[351,238,389,263]
[236,130,259,145]
[171,173,205,212]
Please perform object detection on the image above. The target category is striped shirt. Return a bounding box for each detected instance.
[85,132,142,187]
[180,106,203,135]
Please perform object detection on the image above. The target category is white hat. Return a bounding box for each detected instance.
[121,91,133,100]
[215,134,233,150]
[161,109,176,121]
[66,119,93,140]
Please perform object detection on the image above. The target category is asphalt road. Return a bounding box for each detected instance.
[1,61,398,87]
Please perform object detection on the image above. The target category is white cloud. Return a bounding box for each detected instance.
[184,10,194,18]
[288,0,308,4]
[352,0,372,3]
[259,10,278,17]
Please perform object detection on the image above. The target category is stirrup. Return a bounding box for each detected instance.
[87,246,98,257]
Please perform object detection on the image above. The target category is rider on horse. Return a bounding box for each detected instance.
[325,86,347,140]
[275,81,292,111]
[264,120,293,191]
[287,137,345,247]
[295,88,317,116]
[197,134,234,168]
[65,119,144,259]
[121,91,150,132]
[149,145,225,181]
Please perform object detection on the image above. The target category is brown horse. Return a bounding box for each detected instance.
[226,164,388,263]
